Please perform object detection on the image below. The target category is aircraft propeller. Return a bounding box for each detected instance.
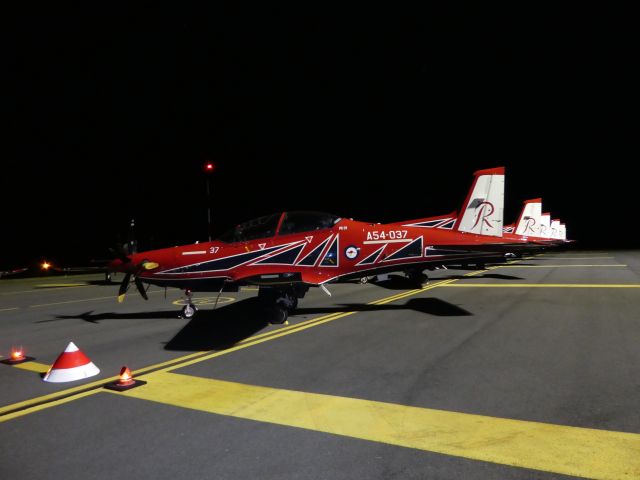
[117,271,149,302]
[109,246,159,303]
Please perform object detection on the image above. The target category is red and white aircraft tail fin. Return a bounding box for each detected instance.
[540,212,551,238]
[455,167,504,237]
[514,198,542,237]
[559,223,567,241]
[550,219,561,239]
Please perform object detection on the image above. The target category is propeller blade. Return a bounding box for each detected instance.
[118,272,131,303]
[134,276,149,300]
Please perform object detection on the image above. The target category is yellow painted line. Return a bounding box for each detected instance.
[0,307,18,312]
[0,311,358,421]
[117,371,640,480]
[372,279,457,305]
[158,312,360,373]
[0,390,100,423]
[241,287,259,291]
[1,276,459,421]
[541,257,614,260]
[12,361,51,373]
[498,264,626,268]
[443,284,640,288]
[34,283,88,288]
[0,350,208,418]
[172,296,235,306]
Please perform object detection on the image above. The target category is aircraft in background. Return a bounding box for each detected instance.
[502,199,570,248]
[0,267,29,279]
[109,167,528,322]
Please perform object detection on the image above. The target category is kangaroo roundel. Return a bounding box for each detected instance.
[345,245,359,260]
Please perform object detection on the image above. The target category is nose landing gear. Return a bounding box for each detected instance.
[180,289,198,319]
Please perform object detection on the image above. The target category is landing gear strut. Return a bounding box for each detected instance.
[181,289,198,319]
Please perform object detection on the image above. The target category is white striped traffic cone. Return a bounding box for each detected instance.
[43,342,100,383]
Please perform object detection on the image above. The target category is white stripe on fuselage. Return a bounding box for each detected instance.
[364,239,413,245]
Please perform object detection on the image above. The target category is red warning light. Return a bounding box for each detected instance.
[118,366,135,387]
[203,162,215,174]
[1,345,33,365]
[11,347,25,362]
[104,365,146,391]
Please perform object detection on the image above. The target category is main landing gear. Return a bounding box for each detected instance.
[180,289,198,319]
[258,285,307,324]
[406,269,429,288]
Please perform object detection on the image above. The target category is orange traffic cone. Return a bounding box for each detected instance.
[43,342,100,383]
[104,366,146,391]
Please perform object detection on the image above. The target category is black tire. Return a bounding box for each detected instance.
[288,297,298,312]
[359,276,369,284]
[268,305,289,324]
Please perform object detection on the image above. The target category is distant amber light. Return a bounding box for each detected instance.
[41,261,51,270]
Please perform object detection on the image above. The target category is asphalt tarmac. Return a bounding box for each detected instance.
[1,251,639,479]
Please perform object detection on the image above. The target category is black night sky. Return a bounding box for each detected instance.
[3,7,636,269]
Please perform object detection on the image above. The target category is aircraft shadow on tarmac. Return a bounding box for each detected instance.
[370,273,523,290]
[439,273,524,281]
[47,296,471,352]
[165,296,472,351]
[165,297,269,351]
[49,310,182,323]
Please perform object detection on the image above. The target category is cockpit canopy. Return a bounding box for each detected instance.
[217,211,341,243]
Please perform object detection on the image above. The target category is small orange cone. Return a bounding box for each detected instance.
[43,342,100,383]
[1,346,35,365]
[104,366,146,391]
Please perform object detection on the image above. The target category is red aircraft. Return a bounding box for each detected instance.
[109,167,527,323]
[502,199,570,249]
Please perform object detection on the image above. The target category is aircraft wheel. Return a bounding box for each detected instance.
[268,305,289,325]
[359,276,369,284]
[407,271,429,288]
[288,297,298,312]
[182,304,198,319]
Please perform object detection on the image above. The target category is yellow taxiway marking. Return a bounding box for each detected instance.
[172,296,235,306]
[12,361,51,373]
[540,257,614,260]
[34,283,88,288]
[444,283,640,288]
[0,307,18,312]
[498,264,626,268]
[0,280,455,421]
[0,390,100,423]
[113,371,640,480]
